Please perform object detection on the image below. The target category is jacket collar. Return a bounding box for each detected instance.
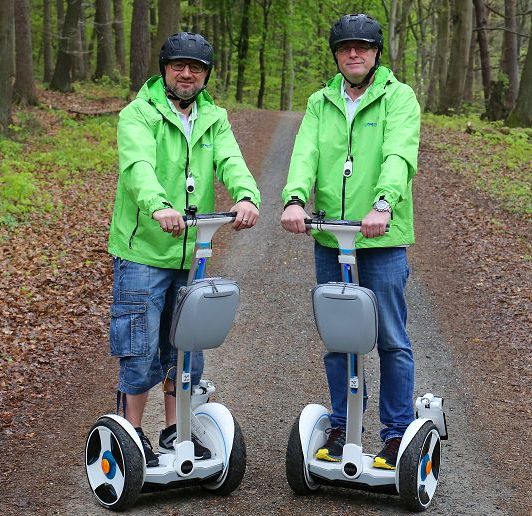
[137,76,220,143]
[323,66,396,115]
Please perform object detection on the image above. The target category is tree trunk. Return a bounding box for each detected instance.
[426,0,449,112]
[501,0,519,110]
[50,0,82,92]
[257,1,272,109]
[280,25,288,110]
[415,0,432,108]
[0,0,14,133]
[149,0,180,77]
[506,29,532,127]
[93,0,116,80]
[130,0,151,92]
[388,0,399,72]
[113,0,126,75]
[57,0,65,32]
[13,0,37,106]
[463,29,476,103]
[219,0,234,95]
[87,15,97,74]
[80,2,90,75]
[235,0,251,103]
[218,1,227,95]
[212,3,220,93]
[473,0,491,110]
[438,0,473,114]
[287,34,294,111]
[188,0,201,32]
[280,12,294,112]
[43,0,54,82]
[396,0,413,82]
[71,13,85,80]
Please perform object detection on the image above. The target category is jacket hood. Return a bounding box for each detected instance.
[324,66,396,98]
[136,75,215,108]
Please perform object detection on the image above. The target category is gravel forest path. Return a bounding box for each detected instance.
[2,109,529,516]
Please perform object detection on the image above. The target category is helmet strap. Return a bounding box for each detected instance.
[346,63,378,89]
[162,68,211,109]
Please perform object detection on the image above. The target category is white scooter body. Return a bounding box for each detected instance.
[89,406,234,486]
[298,406,434,490]
[287,217,446,511]
[99,403,236,485]
[85,211,246,511]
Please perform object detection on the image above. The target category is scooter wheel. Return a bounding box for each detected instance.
[85,417,144,511]
[203,418,246,495]
[398,421,441,512]
[286,416,320,495]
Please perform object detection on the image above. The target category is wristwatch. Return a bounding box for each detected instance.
[373,198,392,213]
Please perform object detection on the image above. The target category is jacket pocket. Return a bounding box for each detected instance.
[109,302,148,357]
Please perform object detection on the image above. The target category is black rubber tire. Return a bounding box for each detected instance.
[286,416,318,495]
[85,417,144,511]
[203,418,246,495]
[398,421,441,512]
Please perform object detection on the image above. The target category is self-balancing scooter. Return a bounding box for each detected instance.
[285,214,447,511]
[85,207,246,510]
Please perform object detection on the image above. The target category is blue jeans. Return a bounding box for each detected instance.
[110,258,204,395]
[314,242,414,442]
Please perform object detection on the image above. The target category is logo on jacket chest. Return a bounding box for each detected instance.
[200,143,213,149]
[365,122,378,127]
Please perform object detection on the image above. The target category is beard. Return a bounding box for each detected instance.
[168,81,203,100]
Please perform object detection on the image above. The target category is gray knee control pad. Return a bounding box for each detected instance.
[170,278,240,351]
[312,282,377,354]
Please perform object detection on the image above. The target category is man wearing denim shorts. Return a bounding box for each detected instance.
[108,32,260,467]
[281,14,420,469]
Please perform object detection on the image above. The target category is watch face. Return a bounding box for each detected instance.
[375,199,390,211]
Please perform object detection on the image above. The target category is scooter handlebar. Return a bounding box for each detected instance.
[304,218,390,231]
[182,211,237,225]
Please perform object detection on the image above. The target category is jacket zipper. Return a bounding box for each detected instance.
[128,208,140,248]
[179,140,191,270]
[341,176,347,220]
[324,87,387,220]
[342,116,356,219]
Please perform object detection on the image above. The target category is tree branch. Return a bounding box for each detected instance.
[473,26,529,38]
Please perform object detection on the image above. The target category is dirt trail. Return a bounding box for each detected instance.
[1,109,528,515]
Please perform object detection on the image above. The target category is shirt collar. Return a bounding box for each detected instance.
[166,97,198,120]
[342,79,366,103]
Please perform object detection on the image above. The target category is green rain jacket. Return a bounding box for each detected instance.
[282,66,420,249]
[108,76,260,269]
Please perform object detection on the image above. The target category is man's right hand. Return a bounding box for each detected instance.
[152,208,185,237]
[281,205,311,234]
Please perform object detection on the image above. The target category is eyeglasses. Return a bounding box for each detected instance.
[168,61,206,73]
[336,42,375,55]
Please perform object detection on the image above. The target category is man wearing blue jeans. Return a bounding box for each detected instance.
[108,32,260,467]
[281,14,420,469]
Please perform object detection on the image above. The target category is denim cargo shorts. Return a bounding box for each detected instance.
[109,258,204,394]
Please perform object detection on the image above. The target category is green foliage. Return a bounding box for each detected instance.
[75,78,130,101]
[35,115,117,179]
[423,114,532,216]
[0,108,118,226]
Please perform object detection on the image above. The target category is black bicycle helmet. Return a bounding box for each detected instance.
[329,14,383,89]
[159,32,214,107]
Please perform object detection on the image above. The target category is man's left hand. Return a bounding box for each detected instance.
[361,209,391,238]
[230,200,259,231]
